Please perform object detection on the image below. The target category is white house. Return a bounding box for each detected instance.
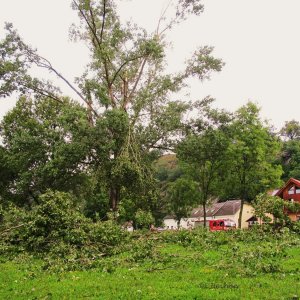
[163,215,194,230]
[164,200,255,229]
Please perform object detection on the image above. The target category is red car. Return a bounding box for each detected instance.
[209,219,236,231]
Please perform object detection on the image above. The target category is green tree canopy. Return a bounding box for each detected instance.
[222,102,283,227]
[0,96,92,206]
[279,139,300,181]
[0,0,224,219]
[278,120,300,181]
[280,120,300,141]
[176,105,231,226]
[166,177,199,227]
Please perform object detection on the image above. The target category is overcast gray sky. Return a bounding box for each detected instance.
[1,0,300,130]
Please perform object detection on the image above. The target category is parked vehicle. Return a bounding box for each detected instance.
[209,219,236,231]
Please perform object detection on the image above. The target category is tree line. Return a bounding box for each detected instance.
[0,0,299,229]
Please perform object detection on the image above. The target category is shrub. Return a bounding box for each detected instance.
[135,209,154,229]
[21,190,90,252]
[128,238,156,262]
[0,190,128,269]
[288,221,300,234]
[220,242,286,276]
[89,220,128,256]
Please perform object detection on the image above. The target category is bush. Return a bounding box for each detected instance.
[135,209,154,229]
[22,190,90,252]
[89,220,128,256]
[219,242,287,276]
[0,190,128,269]
[128,238,156,262]
[288,221,300,234]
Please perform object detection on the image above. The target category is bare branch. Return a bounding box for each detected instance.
[99,0,107,44]
[0,222,32,236]
[156,0,173,36]
[29,86,63,104]
[110,54,145,86]
[72,0,102,48]
[27,49,99,117]
[73,1,116,108]
[126,57,148,108]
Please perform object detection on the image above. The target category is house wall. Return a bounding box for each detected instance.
[197,204,255,229]
[228,204,255,228]
[164,204,255,229]
[164,218,196,229]
[281,183,300,202]
[256,213,274,224]
[240,204,255,228]
[283,191,300,202]
[280,184,300,220]
[163,218,177,229]
[288,213,300,222]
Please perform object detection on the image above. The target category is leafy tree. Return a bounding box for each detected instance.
[254,193,300,228]
[0,0,224,213]
[116,180,161,226]
[253,193,285,225]
[280,120,300,140]
[222,102,283,228]
[0,96,92,206]
[0,145,14,204]
[279,120,300,181]
[176,105,231,227]
[279,139,300,181]
[0,190,127,262]
[0,23,63,103]
[153,154,183,221]
[82,182,110,221]
[135,209,154,229]
[166,177,199,228]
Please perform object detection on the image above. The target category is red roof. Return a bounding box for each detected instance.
[275,178,300,198]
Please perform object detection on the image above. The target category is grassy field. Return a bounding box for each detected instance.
[1,229,300,300]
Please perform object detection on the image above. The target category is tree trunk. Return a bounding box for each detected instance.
[238,171,246,229]
[109,186,120,212]
[203,202,207,228]
[238,199,244,229]
[87,92,94,126]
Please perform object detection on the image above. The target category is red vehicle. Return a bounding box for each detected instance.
[209,219,236,231]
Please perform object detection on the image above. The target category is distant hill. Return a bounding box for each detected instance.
[154,154,181,183]
[154,154,178,170]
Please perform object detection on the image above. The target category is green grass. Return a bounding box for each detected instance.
[1,232,300,300]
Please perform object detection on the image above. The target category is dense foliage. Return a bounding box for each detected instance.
[0,190,128,270]
[1,230,300,298]
[0,1,300,272]
[0,0,225,225]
